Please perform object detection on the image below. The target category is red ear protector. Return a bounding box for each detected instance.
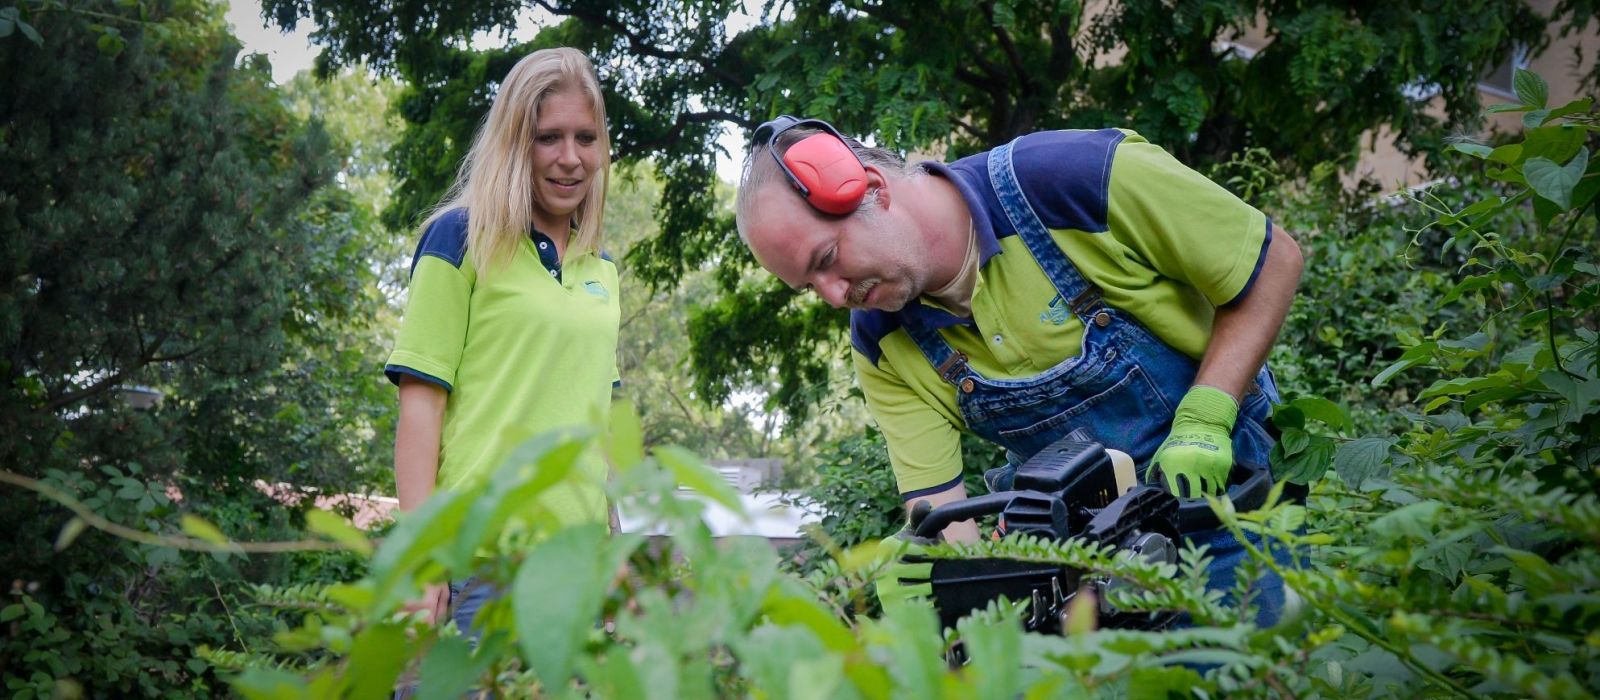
[752,115,868,216]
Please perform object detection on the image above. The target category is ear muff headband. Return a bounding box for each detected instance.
[752,115,868,216]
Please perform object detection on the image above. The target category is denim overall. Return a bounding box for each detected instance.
[902,141,1287,625]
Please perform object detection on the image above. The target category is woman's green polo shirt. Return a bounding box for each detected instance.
[386,208,621,526]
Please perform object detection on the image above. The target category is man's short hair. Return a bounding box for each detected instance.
[735,126,915,243]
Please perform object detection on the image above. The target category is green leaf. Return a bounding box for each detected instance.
[1371,501,1444,540]
[1524,147,1589,209]
[1573,157,1600,211]
[0,604,23,622]
[368,488,474,610]
[1447,143,1492,159]
[17,18,41,47]
[1289,397,1352,432]
[344,622,410,700]
[1533,195,1563,229]
[1278,435,1336,484]
[1522,109,1551,129]
[1442,274,1496,303]
[1333,438,1391,489]
[1513,68,1548,108]
[54,517,89,551]
[1523,125,1587,164]
[1546,96,1594,121]
[1280,428,1310,457]
[417,636,484,700]
[1270,404,1304,431]
[1487,144,1523,165]
[513,524,608,690]
[230,668,310,700]
[1484,102,1533,113]
[1127,666,1206,700]
[959,611,1024,699]
[761,580,856,652]
[656,445,744,514]
[580,648,649,700]
[181,514,231,546]
[1373,342,1437,387]
[305,509,372,555]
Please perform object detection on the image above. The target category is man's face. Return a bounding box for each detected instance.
[743,182,929,311]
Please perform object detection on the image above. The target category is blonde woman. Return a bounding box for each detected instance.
[384,47,620,631]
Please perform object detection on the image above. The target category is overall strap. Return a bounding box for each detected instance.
[986,141,1105,324]
[904,322,978,392]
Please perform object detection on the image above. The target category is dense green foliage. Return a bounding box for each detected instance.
[0,3,399,697]
[262,0,1585,423]
[215,72,1598,699]
[3,0,1597,695]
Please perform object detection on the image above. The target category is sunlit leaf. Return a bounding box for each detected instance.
[1514,68,1548,108]
[54,517,89,551]
[1334,438,1391,489]
[656,445,744,514]
[1524,148,1588,209]
[514,524,608,690]
[182,514,232,547]
[305,509,372,555]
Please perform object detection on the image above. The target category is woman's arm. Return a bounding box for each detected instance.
[395,375,448,511]
[394,375,450,623]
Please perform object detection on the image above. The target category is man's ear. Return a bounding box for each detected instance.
[862,164,891,210]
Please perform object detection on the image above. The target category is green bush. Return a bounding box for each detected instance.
[221,71,1596,698]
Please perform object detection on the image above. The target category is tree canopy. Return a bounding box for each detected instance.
[263,0,1581,421]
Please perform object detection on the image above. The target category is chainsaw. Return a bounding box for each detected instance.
[906,434,1273,634]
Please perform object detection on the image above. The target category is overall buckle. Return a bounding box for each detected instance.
[936,352,969,385]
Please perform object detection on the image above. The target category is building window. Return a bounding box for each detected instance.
[1479,43,1531,100]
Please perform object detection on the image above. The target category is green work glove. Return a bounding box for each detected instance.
[1150,385,1238,498]
[872,530,935,610]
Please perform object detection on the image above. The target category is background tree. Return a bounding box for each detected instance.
[1,3,403,696]
[264,0,1574,422]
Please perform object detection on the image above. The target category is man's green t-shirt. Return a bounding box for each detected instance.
[850,130,1271,497]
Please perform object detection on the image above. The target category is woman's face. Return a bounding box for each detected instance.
[530,89,600,237]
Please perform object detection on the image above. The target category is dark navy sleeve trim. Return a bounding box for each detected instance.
[1223,216,1273,309]
[384,365,454,393]
[901,474,965,502]
[410,208,470,277]
[600,248,614,263]
[1010,129,1126,234]
[612,379,622,389]
[850,309,901,366]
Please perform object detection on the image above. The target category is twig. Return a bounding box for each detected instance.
[0,470,342,553]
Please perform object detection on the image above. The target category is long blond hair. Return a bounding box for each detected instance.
[423,47,611,274]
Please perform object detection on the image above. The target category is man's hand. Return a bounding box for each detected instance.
[872,530,935,610]
[1150,385,1238,498]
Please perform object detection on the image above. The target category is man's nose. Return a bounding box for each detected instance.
[814,276,849,308]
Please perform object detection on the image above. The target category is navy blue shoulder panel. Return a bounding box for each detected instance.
[409,208,469,276]
[850,309,903,366]
[945,129,1126,238]
[599,248,614,263]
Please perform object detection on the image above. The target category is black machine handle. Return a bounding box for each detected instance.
[911,460,1274,538]
[911,492,1016,539]
[1172,460,1273,532]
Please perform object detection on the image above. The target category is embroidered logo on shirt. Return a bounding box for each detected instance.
[1039,294,1070,326]
[583,280,609,299]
